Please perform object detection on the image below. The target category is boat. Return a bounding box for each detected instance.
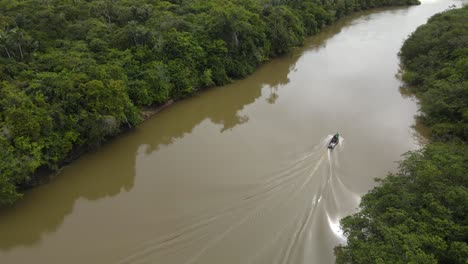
[328,134,339,150]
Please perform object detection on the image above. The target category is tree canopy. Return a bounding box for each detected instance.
[336,143,468,263]
[400,5,468,142]
[0,0,420,206]
[336,5,468,264]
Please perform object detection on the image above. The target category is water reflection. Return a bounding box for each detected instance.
[398,84,431,144]
[0,4,436,262]
[0,7,381,253]
[0,137,136,250]
[267,90,279,104]
[138,52,302,154]
[1,9,369,249]
[0,19,305,252]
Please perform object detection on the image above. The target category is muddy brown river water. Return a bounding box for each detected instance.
[0,1,462,263]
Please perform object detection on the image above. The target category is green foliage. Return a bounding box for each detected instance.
[0,0,420,206]
[265,5,305,55]
[0,173,21,207]
[337,6,468,263]
[400,5,468,141]
[336,144,468,264]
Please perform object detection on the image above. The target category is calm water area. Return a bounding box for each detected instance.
[0,1,461,263]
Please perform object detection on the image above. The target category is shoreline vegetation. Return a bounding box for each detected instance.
[0,0,420,206]
[336,5,468,264]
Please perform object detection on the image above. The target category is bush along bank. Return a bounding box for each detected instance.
[335,6,468,264]
[0,0,420,206]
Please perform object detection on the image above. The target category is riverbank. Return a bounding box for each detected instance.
[0,0,422,206]
[0,2,452,263]
[336,5,468,263]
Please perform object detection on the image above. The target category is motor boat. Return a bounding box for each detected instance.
[328,134,339,150]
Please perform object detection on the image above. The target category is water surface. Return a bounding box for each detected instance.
[0,1,460,263]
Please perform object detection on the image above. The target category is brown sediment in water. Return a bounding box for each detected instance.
[0,1,458,264]
[141,100,175,120]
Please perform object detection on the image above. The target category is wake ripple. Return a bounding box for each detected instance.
[116,135,358,264]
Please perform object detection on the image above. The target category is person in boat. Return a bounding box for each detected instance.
[332,133,339,142]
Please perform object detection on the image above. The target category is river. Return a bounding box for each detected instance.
[0,1,461,263]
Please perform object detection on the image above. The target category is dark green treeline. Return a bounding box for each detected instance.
[336,5,468,264]
[0,0,419,206]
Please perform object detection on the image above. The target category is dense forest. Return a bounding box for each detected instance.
[335,5,468,264]
[0,0,420,206]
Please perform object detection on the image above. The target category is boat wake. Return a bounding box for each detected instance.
[117,135,359,264]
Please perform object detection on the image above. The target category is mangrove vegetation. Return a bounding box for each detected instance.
[336,5,468,264]
[0,0,421,206]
